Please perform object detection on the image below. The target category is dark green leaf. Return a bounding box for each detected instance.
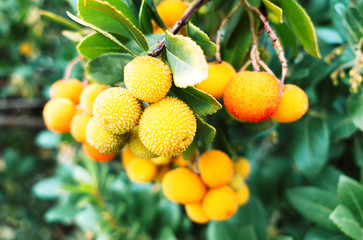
[196,115,216,146]
[303,227,350,240]
[311,165,343,193]
[279,0,321,58]
[270,237,293,240]
[330,205,363,240]
[274,22,299,58]
[186,22,217,57]
[32,177,62,199]
[139,0,153,34]
[343,7,363,44]
[347,93,363,131]
[207,222,258,240]
[45,202,78,225]
[86,53,133,85]
[328,113,356,142]
[286,187,338,230]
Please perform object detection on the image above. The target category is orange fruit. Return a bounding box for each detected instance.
[195,61,236,99]
[50,78,83,104]
[236,181,250,206]
[271,84,308,123]
[229,174,244,191]
[43,98,75,133]
[126,158,158,183]
[234,157,251,179]
[70,112,92,142]
[79,83,108,114]
[121,146,137,168]
[198,150,234,187]
[185,203,210,224]
[173,155,189,167]
[82,143,117,163]
[154,165,172,182]
[202,185,238,221]
[224,71,281,123]
[162,167,206,204]
[157,0,187,28]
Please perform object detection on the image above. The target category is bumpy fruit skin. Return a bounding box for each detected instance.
[93,87,142,135]
[126,158,157,183]
[198,150,234,188]
[195,61,236,99]
[124,56,172,103]
[70,112,92,142]
[50,79,83,104]
[80,83,108,114]
[139,97,197,157]
[224,71,281,123]
[185,203,210,224]
[236,182,250,206]
[271,84,308,123]
[82,143,117,162]
[86,117,129,154]
[157,0,187,28]
[234,157,251,179]
[202,185,238,221]
[128,127,158,159]
[162,167,206,204]
[43,98,75,133]
[121,146,137,168]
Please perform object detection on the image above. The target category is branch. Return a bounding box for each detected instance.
[243,1,260,71]
[149,0,210,57]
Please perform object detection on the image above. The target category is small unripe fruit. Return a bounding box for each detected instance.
[93,87,142,135]
[86,117,129,154]
[229,174,244,191]
[124,56,172,103]
[236,182,250,206]
[82,143,117,163]
[150,156,172,165]
[126,158,158,183]
[128,127,158,159]
[202,186,238,221]
[185,203,210,224]
[271,84,308,123]
[162,167,206,204]
[70,112,92,142]
[224,71,281,123]
[80,83,108,114]
[198,150,234,188]
[139,97,197,157]
[50,79,83,104]
[234,157,251,179]
[43,98,75,133]
[195,61,236,99]
[157,0,187,28]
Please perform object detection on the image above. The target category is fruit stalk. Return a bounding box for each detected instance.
[63,55,83,81]
[149,0,210,57]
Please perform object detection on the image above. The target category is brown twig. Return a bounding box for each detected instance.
[244,1,260,71]
[63,55,83,81]
[149,0,210,57]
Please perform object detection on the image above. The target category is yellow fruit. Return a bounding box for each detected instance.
[80,83,108,114]
[43,98,75,133]
[195,61,236,99]
[139,97,197,157]
[86,117,129,154]
[271,84,308,123]
[185,203,210,224]
[70,112,92,142]
[236,182,250,206]
[50,78,83,104]
[154,165,172,182]
[198,150,234,188]
[82,143,117,163]
[162,167,206,204]
[93,87,142,135]
[126,158,158,183]
[173,155,189,167]
[202,186,238,221]
[234,157,251,179]
[121,146,137,168]
[224,71,281,123]
[151,156,172,165]
[124,56,172,103]
[157,0,187,28]
[229,174,244,191]
[128,126,158,159]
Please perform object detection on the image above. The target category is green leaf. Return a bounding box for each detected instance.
[139,0,153,34]
[279,0,321,58]
[84,0,149,51]
[186,22,217,57]
[207,222,258,240]
[286,187,338,230]
[182,138,196,160]
[144,0,167,29]
[270,237,293,240]
[274,22,299,58]
[330,205,363,240]
[347,93,363,131]
[262,0,283,24]
[75,204,100,231]
[77,33,124,59]
[40,10,83,30]
[165,30,208,88]
[196,115,216,146]
[343,6,363,44]
[337,176,363,224]
[353,137,363,167]
[170,85,222,116]
[32,177,62,199]
[45,202,78,225]
[311,166,343,193]
[328,113,356,143]
[304,227,350,240]
[86,53,133,85]
[35,130,61,149]
[290,116,330,179]
[67,12,136,57]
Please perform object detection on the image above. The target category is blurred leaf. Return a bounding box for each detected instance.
[170,85,222,116]
[311,166,343,193]
[45,202,78,225]
[290,116,330,179]
[186,22,216,57]
[40,10,82,30]
[75,204,100,232]
[328,113,356,142]
[353,137,363,167]
[274,22,299,58]
[342,6,363,44]
[139,0,153,34]
[316,27,344,44]
[86,53,133,85]
[157,199,182,231]
[77,33,123,59]
[347,93,363,131]
[207,222,258,240]
[157,227,177,240]
[35,130,61,149]
[270,236,293,240]
[303,227,350,240]
[280,0,321,58]
[286,187,338,230]
[330,205,363,240]
[33,177,62,199]
[263,0,283,24]
[337,176,363,224]
[73,166,93,184]
[165,31,208,88]
[196,115,216,146]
